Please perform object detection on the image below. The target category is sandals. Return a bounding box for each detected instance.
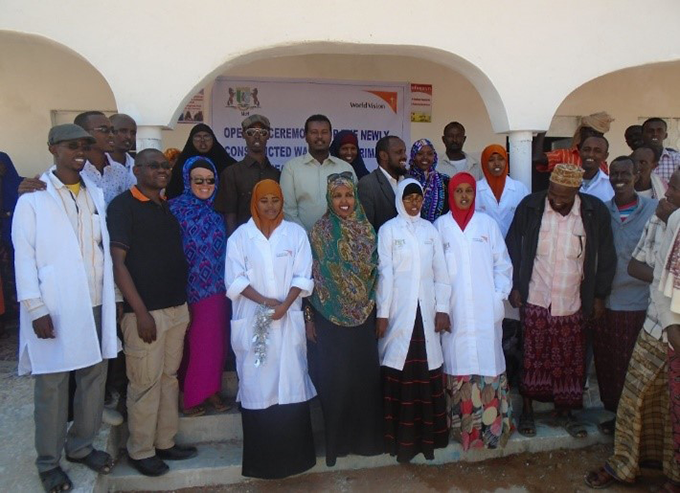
[39,466,72,493]
[584,467,616,489]
[183,405,206,417]
[518,413,536,437]
[207,394,231,413]
[597,418,615,436]
[563,415,588,439]
[66,449,114,474]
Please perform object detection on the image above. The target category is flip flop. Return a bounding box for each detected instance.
[597,418,615,436]
[518,413,536,437]
[584,467,616,489]
[183,405,206,417]
[66,449,114,474]
[39,466,72,492]
[563,416,588,439]
[207,395,231,412]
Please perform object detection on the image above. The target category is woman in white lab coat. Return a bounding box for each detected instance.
[434,172,514,450]
[376,178,451,463]
[225,179,317,479]
[475,144,529,238]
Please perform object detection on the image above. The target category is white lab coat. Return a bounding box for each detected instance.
[434,212,513,377]
[12,169,119,375]
[475,176,529,238]
[376,179,451,371]
[225,219,317,410]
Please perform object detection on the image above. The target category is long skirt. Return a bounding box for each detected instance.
[520,303,585,410]
[592,309,646,412]
[313,309,383,467]
[446,373,513,450]
[382,309,448,462]
[669,347,680,466]
[179,293,227,409]
[605,330,679,483]
[241,402,316,479]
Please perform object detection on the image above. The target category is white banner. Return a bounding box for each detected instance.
[211,77,410,170]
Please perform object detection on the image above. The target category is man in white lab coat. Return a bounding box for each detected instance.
[13,124,119,492]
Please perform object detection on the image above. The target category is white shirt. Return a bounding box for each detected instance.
[81,155,136,205]
[438,152,482,180]
[435,212,513,377]
[379,165,401,194]
[376,179,450,371]
[580,169,614,204]
[12,168,119,375]
[225,219,317,409]
[107,152,137,186]
[475,176,529,238]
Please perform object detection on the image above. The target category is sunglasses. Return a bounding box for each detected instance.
[91,126,114,134]
[327,171,354,183]
[191,177,216,185]
[244,128,269,138]
[60,141,92,151]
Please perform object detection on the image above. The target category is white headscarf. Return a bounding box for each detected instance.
[396,178,424,229]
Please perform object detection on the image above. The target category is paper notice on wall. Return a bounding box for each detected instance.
[410,84,432,123]
[178,89,205,124]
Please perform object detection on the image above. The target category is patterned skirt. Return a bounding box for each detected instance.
[669,347,680,466]
[520,303,585,409]
[592,309,646,412]
[382,309,448,462]
[605,330,679,483]
[445,373,513,451]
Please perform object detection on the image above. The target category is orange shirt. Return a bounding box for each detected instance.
[537,147,609,174]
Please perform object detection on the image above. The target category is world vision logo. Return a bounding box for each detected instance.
[349,91,398,114]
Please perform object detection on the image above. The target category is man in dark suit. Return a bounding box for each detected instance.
[358,136,407,231]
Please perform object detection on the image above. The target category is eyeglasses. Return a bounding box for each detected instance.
[60,141,92,151]
[244,128,269,138]
[138,161,172,171]
[91,126,114,134]
[192,134,213,142]
[191,177,216,185]
[327,171,354,183]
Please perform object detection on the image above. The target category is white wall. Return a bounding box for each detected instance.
[0,32,116,177]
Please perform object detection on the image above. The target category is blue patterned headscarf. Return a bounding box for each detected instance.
[169,156,226,303]
[408,139,447,222]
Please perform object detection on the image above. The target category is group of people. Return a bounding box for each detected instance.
[9,108,680,492]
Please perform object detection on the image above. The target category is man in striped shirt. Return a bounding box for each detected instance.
[643,117,680,183]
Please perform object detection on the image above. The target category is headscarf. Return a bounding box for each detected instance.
[572,111,615,148]
[0,152,21,245]
[168,156,226,304]
[395,178,424,230]
[408,139,447,223]
[164,147,181,163]
[330,130,369,179]
[250,179,284,238]
[309,174,377,326]
[481,144,509,203]
[166,124,236,198]
[448,172,476,231]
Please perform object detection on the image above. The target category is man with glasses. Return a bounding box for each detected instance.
[214,114,280,235]
[13,124,119,491]
[107,148,196,477]
[109,113,138,184]
[280,114,356,231]
[76,111,136,205]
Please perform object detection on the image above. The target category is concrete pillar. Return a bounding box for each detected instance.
[136,125,163,151]
[508,131,533,190]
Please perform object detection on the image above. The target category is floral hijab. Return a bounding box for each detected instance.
[168,156,226,303]
[309,174,377,326]
[408,138,447,222]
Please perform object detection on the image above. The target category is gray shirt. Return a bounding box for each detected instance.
[607,195,657,310]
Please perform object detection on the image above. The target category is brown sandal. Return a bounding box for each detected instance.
[183,405,206,417]
[584,467,616,489]
[207,394,231,412]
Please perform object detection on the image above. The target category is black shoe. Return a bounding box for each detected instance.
[128,455,169,476]
[156,444,198,461]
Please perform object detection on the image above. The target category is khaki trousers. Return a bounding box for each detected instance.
[122,304,189,460]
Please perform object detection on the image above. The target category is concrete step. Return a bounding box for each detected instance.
[100,407,614,492]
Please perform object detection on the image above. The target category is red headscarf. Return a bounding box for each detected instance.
[250,179,284,238]
[481,144,508,203]
[448,172,476,231]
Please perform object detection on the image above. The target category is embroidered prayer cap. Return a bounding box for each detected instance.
[549,163,584,188]
[241,114,271,130]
